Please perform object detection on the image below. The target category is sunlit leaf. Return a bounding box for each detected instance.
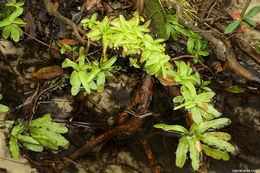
[245,6,260,18]
[18,134,43,152]
[188,136,200,171]
[10,25,20,42]
[97,71,105,86]
[201,144,230,161]
[62,59,79,71]
[204,132,231,141]
[153,124,189,134]
[9,136,20,158]
[101,56,117,70]
[187,38,195,53]
[9,8,23,21]
[224,19,241,34]
[85,68,101,83]
[204,103,221,117]
[176,136,189,168]
[243,16,256,26]
[196,118,231,134]
[30,128,69,149]
[30,117,68,134]
[190,107,203,124]
[199,134,235,152]
[78,71,91,94]
[173,96,184,103]
[0,19,11,27]
[2,25,12,39]
[0,104,9,112]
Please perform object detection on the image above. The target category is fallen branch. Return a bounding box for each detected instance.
[140,138,159,173]
[43,0,87,45]
[57,74,154,171]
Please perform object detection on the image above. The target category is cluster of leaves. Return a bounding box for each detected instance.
[62,46,118,96]
[81,12,173,77]
[0,82,9,112]
[164,14,209,63]
[155,61,234,170]
[167,61,220,124]
[225,6,260,34]
[9,114,69,158]
[80,13,235,170]
[154,118,235,170]
[0,0,26,42]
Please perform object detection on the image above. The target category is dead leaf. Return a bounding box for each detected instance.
[50,48,62,59]
[215,66,223,73]
[31,65,63,80]
[85,0,98,11]
[157,74,179,86]
[53,2,59,11]
[57,39,78,46]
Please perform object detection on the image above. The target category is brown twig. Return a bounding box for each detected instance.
[198,0,216,20]
[43,0,87,45]
[21,30,60,52]
[240,0,251,17]
[171,55,214,74]
[140,138,159,173]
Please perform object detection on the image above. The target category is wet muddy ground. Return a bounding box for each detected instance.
[1,0,260,172]
[0,39,259,173]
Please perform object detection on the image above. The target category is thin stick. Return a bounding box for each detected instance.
[21,30,59,52]
[171,55,214,74]
[240,0,251,17]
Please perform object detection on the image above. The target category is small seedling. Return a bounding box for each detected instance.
[224,6,260,34]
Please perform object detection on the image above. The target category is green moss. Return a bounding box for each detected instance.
[144,0,168,38]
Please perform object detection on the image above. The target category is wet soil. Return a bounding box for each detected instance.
[0,0,260,173]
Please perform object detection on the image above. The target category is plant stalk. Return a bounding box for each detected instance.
[240,0,251,17]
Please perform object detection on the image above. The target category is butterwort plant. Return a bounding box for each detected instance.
[62,46,118,96]
[8,114,69,158]
[154,118,235,171]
